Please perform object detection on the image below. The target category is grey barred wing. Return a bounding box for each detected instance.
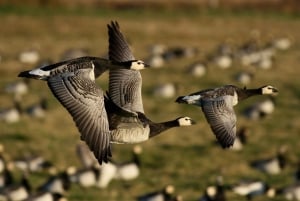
[201,96,237,148]
[47,71,111,164]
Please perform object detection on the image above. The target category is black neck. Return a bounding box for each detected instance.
[149,119,179,138]
[238,88,262,101]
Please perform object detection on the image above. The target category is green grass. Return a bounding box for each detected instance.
[0,7,299,201]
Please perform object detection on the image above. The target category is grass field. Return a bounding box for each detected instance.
[0,7,299,201]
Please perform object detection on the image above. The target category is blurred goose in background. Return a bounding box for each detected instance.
[114,145,142,181]
[18,49,40,64]
[0,100,22,124]
[234,71,254,85]
[152,83,178,99]
[162,46,198,61]
[23,192,66,201]
[25,97,48,119]
[13,154,53,173]
[250,146,288,175]
[186,61,207,78]
[137,185,175,201]
[76,143,99,169]
[176,85,278,148]
[75,142,116,189]
[243,96,276,120]
[230,179,275,200]
[230,126,248,151]
[106,21,195,153]
[198,176,226,201]
[272,37,292,51]
[4,79,29,101]
[280,182,300,201]
[18,48,148,165]
[37,167,73,195]
[68,165,100,188]
[0,173,31,201]
[0,145,14,189]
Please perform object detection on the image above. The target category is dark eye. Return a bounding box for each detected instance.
[137,62,141,65]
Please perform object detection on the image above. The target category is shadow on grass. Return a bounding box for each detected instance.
[0,132,30,142]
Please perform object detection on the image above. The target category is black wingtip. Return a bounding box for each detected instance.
[175,96,186,103]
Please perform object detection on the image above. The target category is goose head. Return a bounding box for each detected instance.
[127,60,150,70]
[177,117,196,126]
[261,85,278,95]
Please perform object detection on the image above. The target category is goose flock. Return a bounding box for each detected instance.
[0,19,297,201]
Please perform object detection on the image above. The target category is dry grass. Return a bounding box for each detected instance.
[0,8,299,201]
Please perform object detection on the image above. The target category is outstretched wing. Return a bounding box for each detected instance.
[201,96,237,148]
[47,70,111,164]
[107,21,144,113]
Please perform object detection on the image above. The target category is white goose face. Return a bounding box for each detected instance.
[177,117,196,126]
[261,85,278,95]
[130,60,149,70]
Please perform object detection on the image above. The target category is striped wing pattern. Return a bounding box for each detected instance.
[201,96,237,147]
[47,71,111,164]
[107,21,145,113]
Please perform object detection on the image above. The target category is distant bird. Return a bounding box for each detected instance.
[76,143,99,168]
[137,185,175,201]
[231,179,276,200]
[243,96,276,120]
[0,100,22,124]
[25,97,48,119]
[198,176,226,201]
[13,154,53,173]
[105,21,196,156]
[18,54,148,165]
[186,61,207,78]
[230,126,248,151]
[146,54,165,68]
[0,173,31,201]
[23,192,66,201]
[272,37,292,51]
[234,71,254,85]
[4,79,29,101]
[250,146,287,175]
[18,49,40,64]
[75,142,117,188]
[0,145,14,189]
[37,168,73,194]
[280,182,300,201]
[114,145,142,181]
[176,85,278,148]
[153,83,178,99]
[68,166,100,188]
[162,46,198,61]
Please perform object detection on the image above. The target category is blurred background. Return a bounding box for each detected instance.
[0,1,299,201]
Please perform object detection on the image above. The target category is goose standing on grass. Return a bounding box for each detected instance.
[18,54,148,165]
[137,185,176,201]
[114,145,142,181]
[250,146,287,175]
[106,21,196,147]
[176,85,278,148]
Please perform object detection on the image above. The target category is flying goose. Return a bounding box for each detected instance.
[106,21,196,145]
[176,85,278,148]
[18,55,148,165]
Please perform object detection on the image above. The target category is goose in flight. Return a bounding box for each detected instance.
[18,56,148,165]
[105,21,195,145]
[176,85,278,148]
